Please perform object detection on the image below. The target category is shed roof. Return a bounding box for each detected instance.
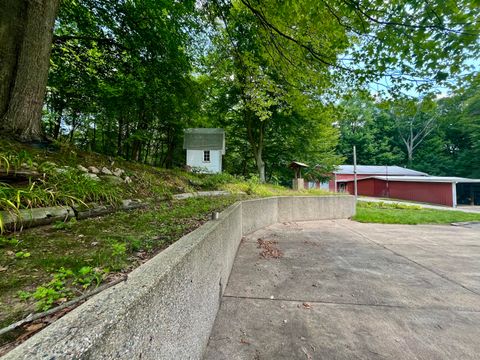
[183,128,225,153]
[289,161,309,168]
[344,176,480,184]
[334,165,428,176]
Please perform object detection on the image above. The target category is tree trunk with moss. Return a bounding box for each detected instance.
[0,0,59,141]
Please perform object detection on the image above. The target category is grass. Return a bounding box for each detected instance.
[353,201,480,225]
[0,137,335,351]
[0,138,332,217]
[0,195,246,345]
[221,180,331,197]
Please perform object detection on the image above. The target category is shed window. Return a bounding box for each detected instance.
[203,150,210,162]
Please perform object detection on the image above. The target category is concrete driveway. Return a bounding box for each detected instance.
[204,220,480,359]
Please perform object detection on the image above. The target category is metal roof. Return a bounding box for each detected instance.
[355,176,480,184]
[289,161,309,168]
[183,128,225,153]
[334,165,428,176]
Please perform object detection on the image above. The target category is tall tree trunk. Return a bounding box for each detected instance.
[52,107,63,139]
[0,0,60,141]
[254,148,266,183]
[164,127,175,169]
[117,116,123,156]
[246,115,266,183]
[0,0,25,120]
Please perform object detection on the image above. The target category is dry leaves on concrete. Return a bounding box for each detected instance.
[302,302,312,309]
[257,238,283,259]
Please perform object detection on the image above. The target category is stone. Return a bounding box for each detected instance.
[124,176,132,184]
[53,167,68,174]
[121,199,146,210]
[113,168,125,177]
[88,166,100,174]
[102,175,123,185]
[73,203,114,220]
[77,165,89,173]
[84,173,101,181]
[101,167,112,175]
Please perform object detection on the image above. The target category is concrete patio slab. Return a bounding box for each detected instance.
[204,220,480,359]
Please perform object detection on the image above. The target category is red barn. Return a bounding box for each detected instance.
[307,165,480,207]
[327,165,428,192]
[341,175,480,207]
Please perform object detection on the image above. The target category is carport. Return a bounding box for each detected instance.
[456,182,480,206]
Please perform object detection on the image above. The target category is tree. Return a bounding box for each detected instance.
[388,98,438,166]
[237,0,480,93]
[336,96,404,166]
[0,0,60,141]
[44,0,199,167]
[202,1,347,182]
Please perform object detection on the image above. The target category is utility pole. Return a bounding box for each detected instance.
[353,145,358,201]
[385,165,389,198]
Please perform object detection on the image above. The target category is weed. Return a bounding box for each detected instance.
[17,291,31,301]
[17,266,105,311]
[125,236,143,252]
[53,218,77,230]
[15,251,31,259]
[111,241,127,257]
[74,266,104,289]
[0,236,19,247]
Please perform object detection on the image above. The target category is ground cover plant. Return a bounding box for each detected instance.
[0,142,333,353]
[0,195,246,349]
[353,201,480,225]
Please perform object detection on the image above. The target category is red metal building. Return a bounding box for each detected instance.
[341,176,480,207]
[326,165,428,192]
[307,165,480,207]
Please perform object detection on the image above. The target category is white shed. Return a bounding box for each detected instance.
[183,128,225,173]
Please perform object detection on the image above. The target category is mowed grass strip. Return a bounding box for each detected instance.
[353,201,480,225]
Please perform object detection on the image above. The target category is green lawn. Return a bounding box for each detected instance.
[353,201,480,225]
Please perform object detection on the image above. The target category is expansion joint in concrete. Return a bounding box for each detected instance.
[221,294,480,313]
[339,223,480,298]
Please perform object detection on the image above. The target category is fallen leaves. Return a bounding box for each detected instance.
[257,238,283,259]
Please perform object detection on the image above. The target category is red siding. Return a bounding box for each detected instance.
[335,174,376,181]
[329,173,396,192]
[345,178,454,206]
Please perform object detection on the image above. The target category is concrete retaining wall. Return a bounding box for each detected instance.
[2,195,354,360]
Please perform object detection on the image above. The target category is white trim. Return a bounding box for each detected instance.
[452,182,457,208]
[345,176,480,184]
[203,150,211,163]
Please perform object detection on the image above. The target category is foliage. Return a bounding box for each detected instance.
[336,75,480,178]
[221,175,332,196]
[14,251,31,259]
[45,0,200,167]
[0,194,245,329]
[0,164,121,213]
[53,218,77,230]
[17,266,105,311]
[358,201,422,210]
[336,94,405,166]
